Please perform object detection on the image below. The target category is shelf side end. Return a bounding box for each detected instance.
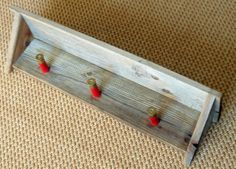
[184,95,216,166]
[5,6,32,73]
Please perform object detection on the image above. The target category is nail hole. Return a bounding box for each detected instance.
[151,75,159,80]
[162,89,171,94]
[87,72,92,76]
[25,40,31,47]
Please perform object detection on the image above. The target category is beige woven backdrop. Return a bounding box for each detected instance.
[0,0,236,168]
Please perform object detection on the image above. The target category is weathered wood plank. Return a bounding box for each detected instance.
[184,143,197,166]
[5,11,31,73]
[9,6,222,112]
[14,39,202,151]
[185,99,218,165]
[184,95,215,166]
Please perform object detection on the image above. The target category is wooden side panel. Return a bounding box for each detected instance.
[8,6,223,112]
[5,10,31,73]
[13,39,203,151]
[184,95,216,166]
[184,143,197,166]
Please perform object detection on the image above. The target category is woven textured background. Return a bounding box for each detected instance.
[0,0,236,168]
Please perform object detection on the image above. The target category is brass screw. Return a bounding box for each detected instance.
[87,78,97,87]
[36,54,46,64]
[147,106,157,117]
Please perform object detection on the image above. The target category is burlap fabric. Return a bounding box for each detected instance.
[0,0,235,168]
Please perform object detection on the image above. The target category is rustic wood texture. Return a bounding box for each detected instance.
[184,97,218,166]
[6,6,224,166]
[14,39,203,151]
[5,10,31,73]
[184,143,197,166]
[184,95,216,166]
[1,0,234,168]
[9,6,222,113]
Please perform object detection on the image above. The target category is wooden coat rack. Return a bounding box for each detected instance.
[6,6,222,166]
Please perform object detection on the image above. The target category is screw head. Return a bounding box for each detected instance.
[147,106,157,116]
[36,54,45,63]
[87,78,97,87]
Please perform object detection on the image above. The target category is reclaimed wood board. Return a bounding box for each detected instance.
[14,39,202,151]
[5,11,31,73]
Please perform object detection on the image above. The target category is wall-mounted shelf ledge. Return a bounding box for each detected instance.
[6,6,222,166]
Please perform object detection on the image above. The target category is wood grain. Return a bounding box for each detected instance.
[13,39,203,151]
[8,6,223,165]
[184,95,216,166]
[9,6,222,112]
[5,10,31,73]
[184,97,217,166]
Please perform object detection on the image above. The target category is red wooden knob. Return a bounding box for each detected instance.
[90,87,101,98]
[147,106,160,127]
[36,54,50,74]
[87,78,101,98]
[39,63,50,74]
[148,116,160,126]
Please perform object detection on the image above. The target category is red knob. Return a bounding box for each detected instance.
[87,78,101,98]
[39,63,50,74]
[148,116,160,126]
[90,86,101,98]
[36,54,50,74]
[147,106,160,127]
